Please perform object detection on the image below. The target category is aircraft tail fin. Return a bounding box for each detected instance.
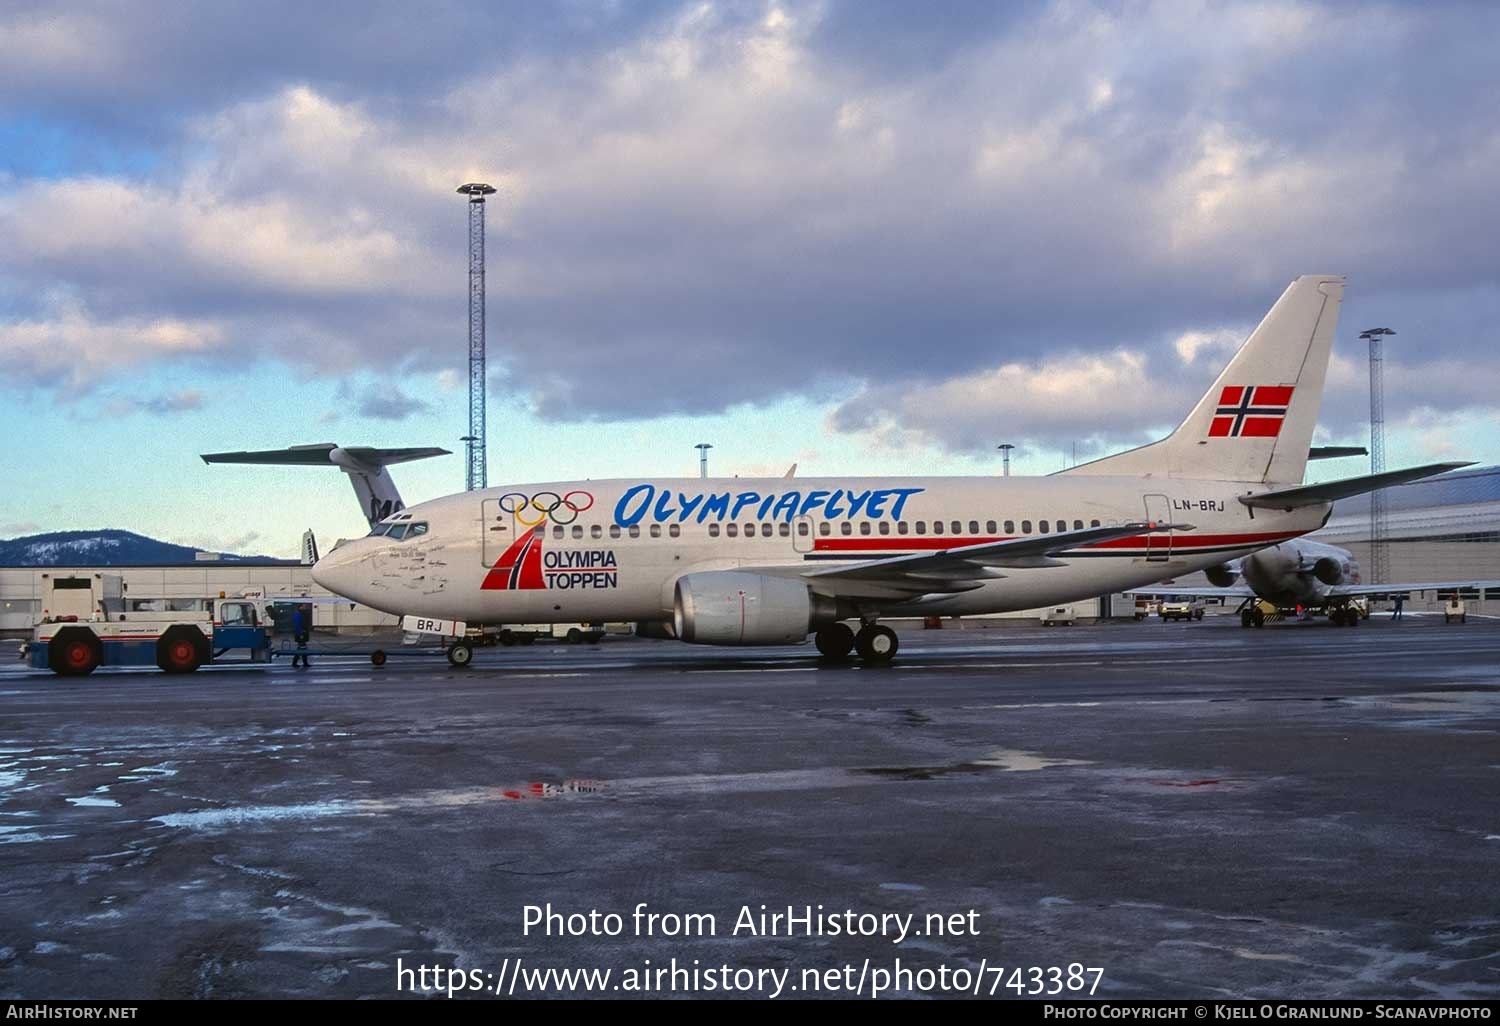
[1062,275,1344,484]
[201,443,450,528]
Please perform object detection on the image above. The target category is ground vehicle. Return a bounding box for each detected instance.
[1133,597,1159,621]
[1041,605,1077,626]
[1444,597,1467,624]
[1159,596,1205,622]
[24,574,271,676]
[491,622,603,645]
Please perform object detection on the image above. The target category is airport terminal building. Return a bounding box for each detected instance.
[4,466,1498,633]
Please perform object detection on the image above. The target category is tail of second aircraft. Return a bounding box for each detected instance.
[1063,274,1344,484]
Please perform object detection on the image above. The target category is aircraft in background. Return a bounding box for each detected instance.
[201,443,450,529]
[304,275,1470,665]
[1130,536,1500,627]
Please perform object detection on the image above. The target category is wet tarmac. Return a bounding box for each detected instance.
[1,616,1498,999]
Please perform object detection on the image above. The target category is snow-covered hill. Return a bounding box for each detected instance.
[0,530,277,566]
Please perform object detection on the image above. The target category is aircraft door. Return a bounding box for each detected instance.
[1143,493,1172,562]
[792,515,816,553]
[482,497,509,567]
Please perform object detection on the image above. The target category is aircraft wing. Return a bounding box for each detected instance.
[1125,585,1256,599]
[1239,462,1470,510]
[1324,580,1500,597]
[799,521,1188,599]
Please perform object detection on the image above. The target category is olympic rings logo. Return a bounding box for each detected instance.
[497,490,595,526]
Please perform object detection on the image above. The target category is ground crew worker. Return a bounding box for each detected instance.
[291,607,311,668]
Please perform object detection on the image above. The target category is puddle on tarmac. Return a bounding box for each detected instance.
[149,749,1096,832]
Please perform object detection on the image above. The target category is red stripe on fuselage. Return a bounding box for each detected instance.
[810,530,1300,554]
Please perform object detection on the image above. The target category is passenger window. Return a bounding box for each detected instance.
[951,521,962,535]
[779,523,790,537]
[968,520,979,535]
[915,521,927,535]
[709,524,720,537]
[819,522,831,536]
[1021,520,1032,534]
[986,520,996,534]
[1091,519,1101,528]
[1073,519,1083,531]
[1004,520,1015,534]
[572,525,584,539]
[1056,520,1066,533]
[591,525,602,539]
[932,521,944,535]
[609,525,621,539]
[533,526,545,537]
[859,522,872,535]
[552,525,564,539]
[669,524,681,538]
[628,525,640,538]
[896,521,909,535]
[1039,520,1049,533]
[726,524,738,537]
[797,522,808,536]
[650,524,661,538]
[840,522,853,536]
[878,521,890,535]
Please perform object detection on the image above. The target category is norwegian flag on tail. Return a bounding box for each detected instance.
[1209,385,1295,438]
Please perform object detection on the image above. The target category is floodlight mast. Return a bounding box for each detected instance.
[458,182,497,492]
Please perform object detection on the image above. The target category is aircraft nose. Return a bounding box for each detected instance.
[310,541,366,600]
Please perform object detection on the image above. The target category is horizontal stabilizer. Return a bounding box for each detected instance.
[201,442,451,528]
[1239,462,1472,510]
[1307,445,1368,461]
[201,444,450,468]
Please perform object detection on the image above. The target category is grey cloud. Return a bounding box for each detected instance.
[138,389,205,415]
[2,1,1499,452]
[352,383,432,421]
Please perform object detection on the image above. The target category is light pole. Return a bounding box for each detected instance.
[997,443,1015,477]
[695,443,713,479]
[1359,327,1395,584]
[457,182,496,492]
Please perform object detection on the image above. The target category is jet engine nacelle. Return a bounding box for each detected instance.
[1312,556,1344,586]
[673,571,832,646]
[1205,563,1238,588]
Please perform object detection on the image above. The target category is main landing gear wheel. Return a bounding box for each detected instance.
[855,624,899,665]
[814,622,856,661]
[1251,608,1266,629]
[446,641,474,668]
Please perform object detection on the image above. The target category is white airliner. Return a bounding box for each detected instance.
[307,275,1468,665]
[1131,536,1500,627]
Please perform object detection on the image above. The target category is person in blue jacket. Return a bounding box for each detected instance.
[291,607,311,667]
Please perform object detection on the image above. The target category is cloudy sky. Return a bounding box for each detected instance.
[2,0,1497,555]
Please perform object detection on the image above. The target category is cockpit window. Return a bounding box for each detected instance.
[367,520,427,540]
